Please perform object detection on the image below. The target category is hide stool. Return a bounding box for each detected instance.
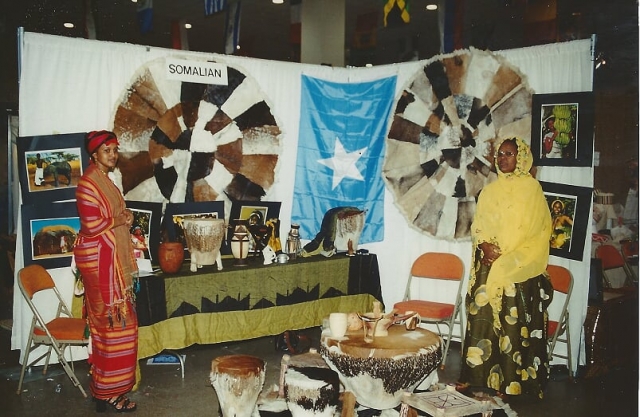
[274,348,354,417]
[210,354,265,417]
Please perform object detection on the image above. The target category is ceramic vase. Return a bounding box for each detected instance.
[157,242,184,274]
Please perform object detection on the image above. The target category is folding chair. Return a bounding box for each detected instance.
[393,252,465,369]
[546,264,574,381]
[595,244,636,288]
[16,264,89,397]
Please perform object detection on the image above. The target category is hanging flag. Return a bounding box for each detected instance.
[353,11,378,49]
[84,0,96,39]
[291,75,397,244]
[137,0,153,35]
[171,19,189,50]
[224,1,241,54]
[383,0,410,27]
[442,0,464,53]
[205,0,227,16]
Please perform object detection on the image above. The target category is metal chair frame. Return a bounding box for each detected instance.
[16,264,89,397]
[595,244,636,288]
[546,264,574,381]
[393,252,465,370]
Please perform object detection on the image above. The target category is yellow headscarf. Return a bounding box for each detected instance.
[469,137,551,329]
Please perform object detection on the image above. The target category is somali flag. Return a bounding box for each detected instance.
[291,74,397,244]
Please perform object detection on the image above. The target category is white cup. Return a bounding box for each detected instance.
[329,313,348,338]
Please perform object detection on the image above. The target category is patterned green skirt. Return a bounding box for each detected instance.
[459,253,554,398]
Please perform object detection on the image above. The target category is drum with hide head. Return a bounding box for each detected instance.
[182,216,225,272]
[210,354,266,417]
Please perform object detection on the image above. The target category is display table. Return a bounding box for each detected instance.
[136,253,383,360]
[319,325,442,410]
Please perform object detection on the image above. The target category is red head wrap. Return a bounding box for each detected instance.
[85,130,119,155]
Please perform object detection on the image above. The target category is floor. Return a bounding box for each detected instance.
[0,262,638,416]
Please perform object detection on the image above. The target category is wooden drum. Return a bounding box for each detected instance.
[210,354,266,417]
[183,216,225,272]
[320,325,442,410]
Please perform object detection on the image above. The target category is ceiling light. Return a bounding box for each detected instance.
[426,4,437,10]
[272,0,284,4]
[185,23,192,29]
[64,22,74,28]
[131,0,138,3]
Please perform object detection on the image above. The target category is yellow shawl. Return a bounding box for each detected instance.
[470,137,551,328]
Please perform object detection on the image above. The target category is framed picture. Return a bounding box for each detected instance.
[227,201,282,254]
[126,201,163,264]
[540,181,592,261]
[21,201,80,269]
[17,132,90,204]
[162,201,225,258]
[530,92,594,167]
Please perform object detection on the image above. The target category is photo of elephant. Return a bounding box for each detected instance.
[30,216,80,260]
[24,148,83,191]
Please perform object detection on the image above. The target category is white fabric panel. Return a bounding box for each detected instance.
[14,33,594,374]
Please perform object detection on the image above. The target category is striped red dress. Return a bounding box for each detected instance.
[74,163,139,400]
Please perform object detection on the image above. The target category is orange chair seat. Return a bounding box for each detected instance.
[547,320,559,337]
[34,317,87,341]
[394,300,455,320]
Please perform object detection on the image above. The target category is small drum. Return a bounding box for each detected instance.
[284,366,340,417]
[182,217,225,272]
[210,354,266,417]
[334,209,365,253]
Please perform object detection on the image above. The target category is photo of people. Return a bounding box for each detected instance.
[539,103,578,160]
[29,216,80,260]
[24,148,83,192]
[545,194,576,251]
[129,208,153,260]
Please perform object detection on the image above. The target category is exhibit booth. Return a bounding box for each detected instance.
[12,31,594,374]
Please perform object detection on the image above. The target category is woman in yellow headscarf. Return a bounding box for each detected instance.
[459,137,553,399]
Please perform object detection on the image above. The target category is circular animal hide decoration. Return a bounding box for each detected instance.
[111,57,281,203]
[383,48,534,241]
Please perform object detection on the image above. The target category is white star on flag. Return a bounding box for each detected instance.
[318,137,368,189]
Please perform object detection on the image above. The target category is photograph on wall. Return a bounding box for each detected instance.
[126,201,162,264]
[17,132,90,204]
[530,92,594,167]
[540,181,592,261]
[228,201,281,256]
[21,201,80,269]
[162,201,225,258]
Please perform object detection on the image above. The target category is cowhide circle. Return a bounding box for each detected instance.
[111,57,281,204]
[383,47,534,241]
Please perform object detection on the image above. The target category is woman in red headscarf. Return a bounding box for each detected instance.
[74,130,139,412]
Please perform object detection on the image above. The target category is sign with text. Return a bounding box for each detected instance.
[166,58,228,85]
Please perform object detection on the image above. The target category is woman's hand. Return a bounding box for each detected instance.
[115,209,134,227]
[479,242,501,266]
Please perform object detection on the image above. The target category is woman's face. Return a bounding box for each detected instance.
[92,142,119,172]
[497,140,518,174]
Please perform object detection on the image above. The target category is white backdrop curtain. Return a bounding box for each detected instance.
[13,33,593,372]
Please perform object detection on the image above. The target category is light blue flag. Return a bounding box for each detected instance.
[292,74,397,244]
[205,0,227,16]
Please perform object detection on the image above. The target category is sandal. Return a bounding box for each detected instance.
[95,395,138,413]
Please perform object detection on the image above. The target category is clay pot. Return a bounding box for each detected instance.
[157,242,184,274]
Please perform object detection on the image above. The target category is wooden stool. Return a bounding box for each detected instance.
[210,354,265,417]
